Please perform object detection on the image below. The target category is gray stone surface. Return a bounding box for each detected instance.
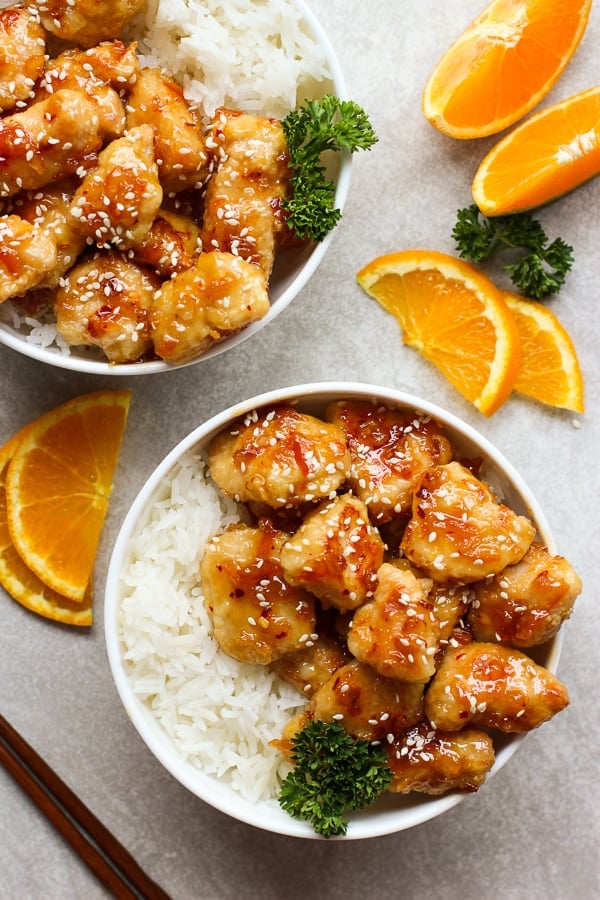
[1,1,599,897]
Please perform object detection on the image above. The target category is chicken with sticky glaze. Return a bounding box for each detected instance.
[25,0,146,48]
[348,562,441,683]
[11,180,86,289]
[150,249,269,363]
[468,542,582,648]
[131,208,201,278]
[280,492,384,613]
[202,108,290,278]
[326,399,453,524]
[310,659,425,742]
[200,520,317,666]
[0,7,46,114]
[208,405,351,509]
[54,250,158,362]
[0,89,103,198]
[425,641,569,733]
[69,124,162,250]
[0,214,57,302]
[34,42,140,142]
[386,723,495,795]
[270,626,351,699]
[401,461,536,582]
[127,67,210,194]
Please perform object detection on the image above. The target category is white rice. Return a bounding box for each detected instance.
[0,300,73,354]
[130,0,330,119]
[118,452,307,803]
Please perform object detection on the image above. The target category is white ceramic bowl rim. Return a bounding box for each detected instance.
[0,0,351,375]
[105,382,562,840]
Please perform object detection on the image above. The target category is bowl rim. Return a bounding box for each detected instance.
[0,0,351,376]
[104,381,562,840]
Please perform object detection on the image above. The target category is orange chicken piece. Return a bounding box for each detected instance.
[201,521,317,665]
[208,405,351,509]
[425,642,569,733]
[280,492,384,612]
[326,399,453,524]
[401,461,536,583]
[0,7,46,114]
[202,108,290,277]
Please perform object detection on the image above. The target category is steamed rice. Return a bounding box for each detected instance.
[130,0,330,119]
[118,452,307,803]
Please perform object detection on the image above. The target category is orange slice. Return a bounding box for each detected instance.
[423,0,592,139]
[503,292,584,412]
[0,430,93,626]
[5,391,131,603]
[473,84,600,215]
[356,250,521,416]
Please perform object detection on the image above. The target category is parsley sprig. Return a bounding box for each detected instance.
[278,720,392,838]
[282,95,378,242]
[452,204,574,299]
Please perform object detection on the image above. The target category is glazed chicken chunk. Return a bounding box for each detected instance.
[311,659,424,742]
[280,493,384,612]
[348,563,440,683]
[0,215,57,303]
[425,642,569,733]
[74,39,141,86]
[469,542,582,648]
[25,0,146,48]
[12,180,87,289]
[200,521,317,665]
[70,124,162,249]
[270,628,351,698]
[0,89,103,198]
[35,42,140,141]
[386,723,495,795]
[202,109,290,277]
[127,67,210,194]
[401,461,536,582]
[326,400,453,524]
[131,208,201,278]
[54,251,158,363]
[428,581,473,645]
[208,405,351,509]
[0,7,46,114]
[150,250,269,363]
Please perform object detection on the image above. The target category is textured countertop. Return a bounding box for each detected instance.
[1,1,599,898]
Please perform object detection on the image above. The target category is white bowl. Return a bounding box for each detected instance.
[105,382,562,839]
[0,1,350,375]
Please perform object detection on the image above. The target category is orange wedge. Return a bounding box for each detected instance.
[356,250,521,416]
[5,391,131,603]
[423,0,592,139]
[0,430,93,626]
[473,84,600,215]
[503,292,584,412]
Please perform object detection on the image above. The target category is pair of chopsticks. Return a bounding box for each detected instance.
[0,714,171,899]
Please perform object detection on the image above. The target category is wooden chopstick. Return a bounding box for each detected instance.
[0,714,171,899]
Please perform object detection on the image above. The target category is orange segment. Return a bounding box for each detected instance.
[356,250,521,416]
[5,391,131,602]
[503,292,584,412]
[473,85,600,214]
[423,0,592,139]
[0,430,93,626]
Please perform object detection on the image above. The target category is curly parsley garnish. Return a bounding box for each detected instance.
[278,720,392,838]
[452,204,574,299]
[282,95,378,242]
